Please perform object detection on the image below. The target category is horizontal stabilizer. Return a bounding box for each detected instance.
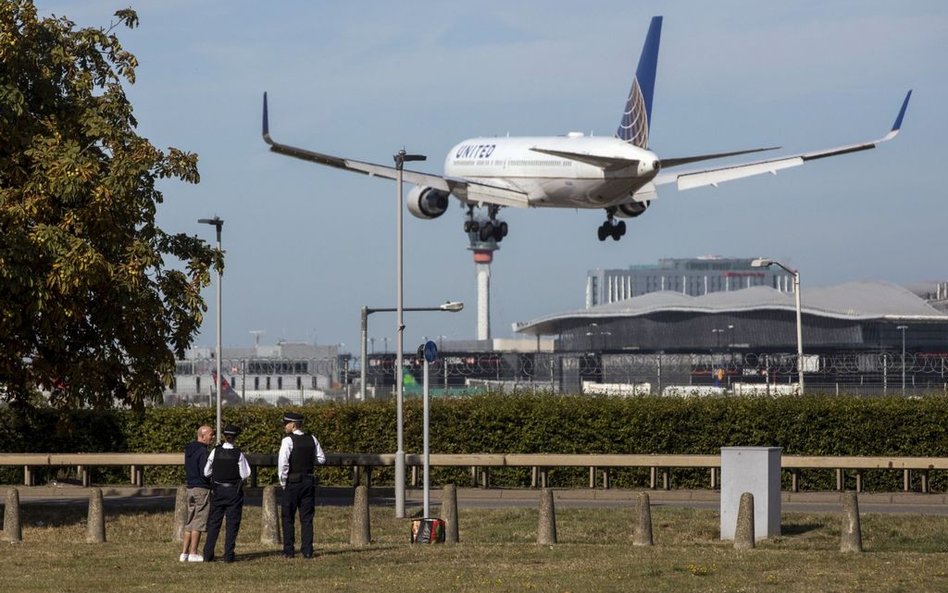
[529,147,639,171]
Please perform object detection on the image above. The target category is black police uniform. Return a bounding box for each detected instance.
[202,445,244,562]
[282,432,316,558]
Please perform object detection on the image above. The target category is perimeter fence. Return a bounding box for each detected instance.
[167,350,948,404]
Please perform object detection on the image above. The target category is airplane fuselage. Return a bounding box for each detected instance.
[444,135,659,208]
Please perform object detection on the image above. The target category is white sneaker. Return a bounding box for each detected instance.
[188,554,204,562]
[179,553,188,562]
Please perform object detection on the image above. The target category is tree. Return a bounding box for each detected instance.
[0,2,219,410]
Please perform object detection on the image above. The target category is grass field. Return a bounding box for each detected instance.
[1,501,947,593]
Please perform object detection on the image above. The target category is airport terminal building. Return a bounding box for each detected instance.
[514,281,948,393]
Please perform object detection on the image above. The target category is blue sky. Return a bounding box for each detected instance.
[42,1,948,352]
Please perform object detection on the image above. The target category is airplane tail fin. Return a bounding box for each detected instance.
[616,16,662,148]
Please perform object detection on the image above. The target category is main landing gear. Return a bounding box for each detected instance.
[597,207,626,241]
[464,204,508,243]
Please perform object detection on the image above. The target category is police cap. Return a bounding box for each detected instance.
[282,412,304,425]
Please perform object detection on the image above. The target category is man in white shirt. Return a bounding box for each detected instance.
[202,424,251,563]
[278,412,326,558]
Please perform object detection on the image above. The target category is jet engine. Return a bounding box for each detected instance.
[616,200,650,218]
[406,186,451,220]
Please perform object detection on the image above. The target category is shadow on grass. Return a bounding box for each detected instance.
[15,500,173,528]
[235,544,400,562]
[781,522,825,536]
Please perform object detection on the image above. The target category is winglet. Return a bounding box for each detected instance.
[616,16,662,148]
[262,92,273,145]
[883,89,912,140]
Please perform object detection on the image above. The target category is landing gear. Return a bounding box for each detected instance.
[465,204,508,243]
[478,220,508,242]
[597,207,626,241]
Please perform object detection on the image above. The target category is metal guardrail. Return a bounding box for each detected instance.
[1,452,945,494]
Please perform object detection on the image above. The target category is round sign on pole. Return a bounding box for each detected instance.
[423,340,438,363]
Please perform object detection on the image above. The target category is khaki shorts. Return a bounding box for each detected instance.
[184,487,211,532]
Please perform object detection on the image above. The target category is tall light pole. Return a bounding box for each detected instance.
[897,325,908,396]
[360,302,463,401]
[198,217,224,442]
[751,258,804,394]
[394,149,426,519]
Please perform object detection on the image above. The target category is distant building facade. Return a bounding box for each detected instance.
[586,256,794,308]
[169,342,344,405]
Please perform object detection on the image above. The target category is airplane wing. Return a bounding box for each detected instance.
[262,93,530,207]
[653,90,912,191]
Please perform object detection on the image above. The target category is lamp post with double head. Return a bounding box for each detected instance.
[751,258,804,394]
[393,149,426,519]
[360,301,464,401]
[198,217,224,442]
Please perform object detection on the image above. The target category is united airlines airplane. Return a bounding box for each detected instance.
[262,16,911,243]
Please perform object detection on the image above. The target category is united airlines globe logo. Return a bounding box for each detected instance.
[617,78,649,148]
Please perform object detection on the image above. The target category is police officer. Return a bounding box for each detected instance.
[202,424,250,563]
[278,412,326,558]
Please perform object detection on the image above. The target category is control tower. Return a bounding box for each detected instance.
[467,226,500,340]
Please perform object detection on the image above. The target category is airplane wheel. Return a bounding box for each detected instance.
[611,228,622,241]
[498,221,508,237]
[463,220,472,233]
[597,225,609,242]
[479,222,494,242]
[616,220,627,236]
[492,226,504,242]
[470,221,480,233]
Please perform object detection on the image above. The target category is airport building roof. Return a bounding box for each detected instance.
[515,281,948,336]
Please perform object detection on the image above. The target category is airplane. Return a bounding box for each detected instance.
[261,16,911,243]
[210,370,241,405]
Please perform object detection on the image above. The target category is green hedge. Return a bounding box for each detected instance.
[1,394,947,490]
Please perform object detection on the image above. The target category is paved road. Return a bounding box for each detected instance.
[4,485,947,515]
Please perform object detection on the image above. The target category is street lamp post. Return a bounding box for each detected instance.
[359,302,464,401]
[198,216,224,442]
[751,258,804,394]
[897,325,908,396]
[394,149,426,519]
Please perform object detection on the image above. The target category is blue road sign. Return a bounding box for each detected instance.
[423,340,438,363]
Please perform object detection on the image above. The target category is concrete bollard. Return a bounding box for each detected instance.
[840,490,863,553]
[349,484,371,546]
[442,483,459,544]
[3,487,22,543]
[537,488,557,545]
[633,491,653,546]
[734,492,755,550]
[172,485,187,543]
[86,487,106,543]
[261,485,282,545]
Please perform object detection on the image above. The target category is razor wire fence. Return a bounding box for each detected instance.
[165,350,948,405]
